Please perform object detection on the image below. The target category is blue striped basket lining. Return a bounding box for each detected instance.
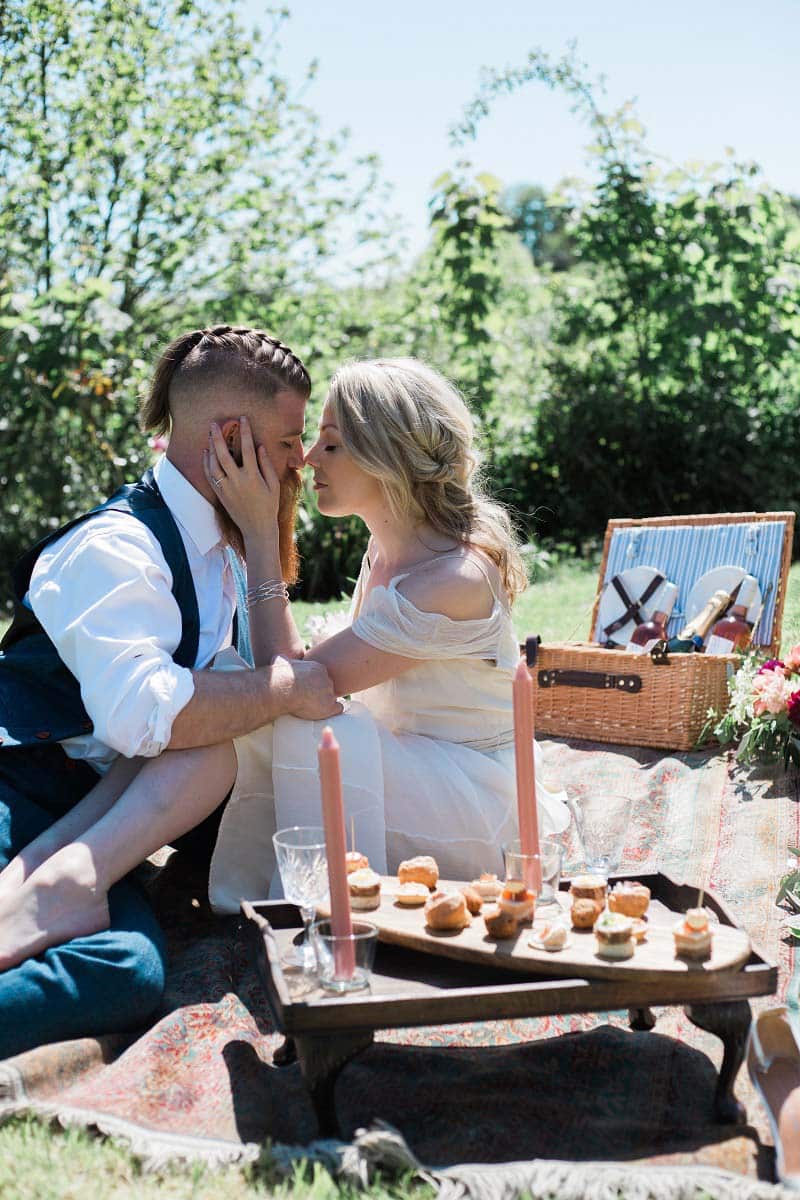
[593,521,787,647]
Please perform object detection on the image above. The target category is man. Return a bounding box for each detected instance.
[0,325,340,1057]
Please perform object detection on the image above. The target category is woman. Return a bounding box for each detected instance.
[0,358,567,964]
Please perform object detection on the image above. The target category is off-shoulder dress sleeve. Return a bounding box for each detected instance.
[350,581,505,661]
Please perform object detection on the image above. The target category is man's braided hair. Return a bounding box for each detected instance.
[140,325,311,436]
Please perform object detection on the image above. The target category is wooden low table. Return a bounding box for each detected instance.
[242,871,776,1137]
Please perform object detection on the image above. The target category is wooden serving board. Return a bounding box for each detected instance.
[328,877,752,984]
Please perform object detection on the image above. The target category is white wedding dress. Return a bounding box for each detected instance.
[208,550,570,913]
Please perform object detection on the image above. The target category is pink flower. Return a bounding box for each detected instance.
[752,670,794,716]
[758,658,786,675]
[789,690,800,728]
[783,645,800,674]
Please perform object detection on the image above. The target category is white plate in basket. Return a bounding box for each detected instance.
[596,566,670,647]
[684,566,762,628]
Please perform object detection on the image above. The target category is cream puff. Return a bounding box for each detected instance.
[348,867,381,911]
[571,897,603,930]
[398,855,439,891]
[608,881,651,919]
[424,890,470,932]
[460,885,484,915]
[470,873,503,902]
[394,882,430,907]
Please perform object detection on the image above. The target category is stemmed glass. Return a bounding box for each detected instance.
[272,826,329,974]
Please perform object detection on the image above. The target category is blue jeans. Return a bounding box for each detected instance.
[0,745,167,1059]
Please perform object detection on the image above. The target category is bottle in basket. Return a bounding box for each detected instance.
[705,575,759,654]
[666,588,732,654]
[626,581,678,654]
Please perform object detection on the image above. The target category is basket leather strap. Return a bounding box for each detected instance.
[603,572,665,640]
[537,668,643,694]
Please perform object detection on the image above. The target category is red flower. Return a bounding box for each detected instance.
[788,690,800,728]
[758,659,786,675]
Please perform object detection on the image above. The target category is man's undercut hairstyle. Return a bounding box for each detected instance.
[140,325,311,436]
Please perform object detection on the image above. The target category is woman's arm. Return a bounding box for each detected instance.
[205,417,305,664]
[306,557,495,695]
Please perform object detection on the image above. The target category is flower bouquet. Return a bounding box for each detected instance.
[707,644,800,768]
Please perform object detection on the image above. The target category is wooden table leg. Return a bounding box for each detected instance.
[293,1030,375,1136]
[685,999,752,1124]
[629,1007,657,1031]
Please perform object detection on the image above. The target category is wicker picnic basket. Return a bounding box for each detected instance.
[528,511,795,751]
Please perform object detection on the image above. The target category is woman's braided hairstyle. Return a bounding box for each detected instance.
[140,325,311,436]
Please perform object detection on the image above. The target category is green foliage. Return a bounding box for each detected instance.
[0,0,395,607]
[501,183,576,271]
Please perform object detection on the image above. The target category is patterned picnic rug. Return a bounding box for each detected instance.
[1,739,799,1196]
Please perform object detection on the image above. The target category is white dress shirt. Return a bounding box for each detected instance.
[27,455,235,770]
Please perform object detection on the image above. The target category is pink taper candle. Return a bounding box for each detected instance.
[318,726,355,977]
[513,660,543,892]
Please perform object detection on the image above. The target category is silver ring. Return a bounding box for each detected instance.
[212,475,225,486]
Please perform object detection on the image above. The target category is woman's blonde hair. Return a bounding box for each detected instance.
[327,358,528,600]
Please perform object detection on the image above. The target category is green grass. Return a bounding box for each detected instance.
[1,557,799,1195]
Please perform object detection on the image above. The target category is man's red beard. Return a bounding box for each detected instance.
[215,468,301,586]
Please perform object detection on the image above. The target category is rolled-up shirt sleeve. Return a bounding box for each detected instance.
[28,514,196,758]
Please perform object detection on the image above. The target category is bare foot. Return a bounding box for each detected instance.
[0,844,110,971]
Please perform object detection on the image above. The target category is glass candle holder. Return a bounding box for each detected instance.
[312,919,378,993]
[503,837,564,909]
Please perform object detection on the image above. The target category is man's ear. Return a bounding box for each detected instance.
[220,418,241,464]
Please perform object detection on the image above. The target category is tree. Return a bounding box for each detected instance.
[501,183,575,271]
[0,0,394,606]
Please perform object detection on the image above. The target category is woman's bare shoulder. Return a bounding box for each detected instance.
[396,552,496,621]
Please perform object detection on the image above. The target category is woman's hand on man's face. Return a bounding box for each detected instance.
[203,415,281,540]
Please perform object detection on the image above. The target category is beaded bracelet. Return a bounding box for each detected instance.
[246,578,290,607]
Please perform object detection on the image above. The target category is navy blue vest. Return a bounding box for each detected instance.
[0,469,202,749]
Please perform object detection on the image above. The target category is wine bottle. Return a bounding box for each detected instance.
[666,588,732,654]
[705,575,759,654]
[626,581,678,654]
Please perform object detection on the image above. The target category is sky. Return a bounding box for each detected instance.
[242,0,800,261]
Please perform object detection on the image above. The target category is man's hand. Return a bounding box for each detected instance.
[272,655,343,720]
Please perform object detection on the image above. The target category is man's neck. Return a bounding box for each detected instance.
[165,445,213,504]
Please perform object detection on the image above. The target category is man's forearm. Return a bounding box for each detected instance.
[167,664,292,749]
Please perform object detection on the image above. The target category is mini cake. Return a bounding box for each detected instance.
[497,878,534,923]
[483,905,518,940]
[394,882,430,907]
[348,867,381,911]
[398,855,439,890]
[460,884,484,915]
[345,851,369,875]
[470,873,503,902]
[424,890,470,932]
[630,918,648,943]
[570,874,607,906]
[608,881,651,919]
[673,907,713,960]
[571,897,603,930]
[594,911,635,960]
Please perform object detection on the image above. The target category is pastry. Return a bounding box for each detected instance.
[571,897,603,929]
[394,882,430,907]
[470,873,503,902]
[424,890,470,932]
[460,884,484,915]
[630,918,648,943]
[345,851,369,875]
[608,881,651,919]
[483,905,518,939]
[531,918,570,951]
[497,878,534,923]
[594,911,635,960]
[673,908,713,960]
[398,855,439,890]
[348,867,381,911]
[570,874,607,906]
